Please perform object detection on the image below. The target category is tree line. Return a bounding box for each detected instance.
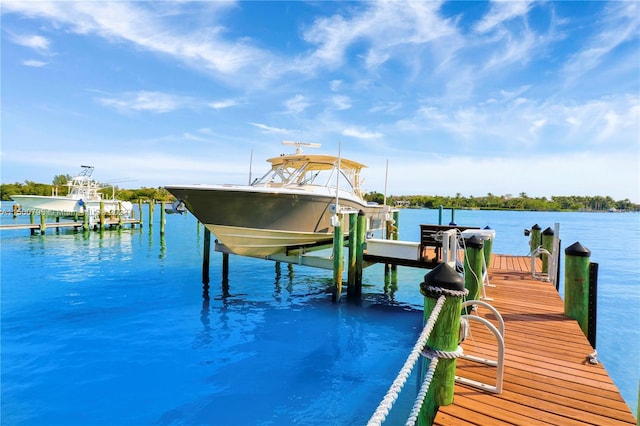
[364,192,639,212]
[1,178,637,212]
[0,177,173,203]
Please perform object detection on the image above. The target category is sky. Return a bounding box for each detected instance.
[2,1,639,202]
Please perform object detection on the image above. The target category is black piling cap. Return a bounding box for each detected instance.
[449,221,457,226]
[531,224,541,230]
[542,227,554,235]
[484,225,492,230]
[464,234,484,249]
[421,263,465,296]
[358,210,365,216]
[565,241,591,257]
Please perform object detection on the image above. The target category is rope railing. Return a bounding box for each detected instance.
[368,262,468,426]
[367,295,447,426]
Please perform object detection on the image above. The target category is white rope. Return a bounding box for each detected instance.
[367,295,447,426]
[405,357,438,426]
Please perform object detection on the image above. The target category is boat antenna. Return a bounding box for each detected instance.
[384,159,389,212]
[330,141,342,227]
[248,149,253,185]
[282,140,321,154]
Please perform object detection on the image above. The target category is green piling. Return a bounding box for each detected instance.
[482,226,494,268]
[541,227,554,274]
[332,214,344,302]
[351,210,366,300]
[348,213,357,289]
[138,199,144,227]
[83,206,89,232]
[149,199,154,227]
[463,234,484,305]
[40,213,46,235]
[419,263,466,425]
[529,224,542,255]
[99,201,105,231]
[160,202,166,236]
[438,205,443,225]
[118,202,124,228]
[564,241,593,342]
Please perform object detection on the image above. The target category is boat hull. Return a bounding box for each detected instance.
[11,195,132,216]
[165,185,385,257]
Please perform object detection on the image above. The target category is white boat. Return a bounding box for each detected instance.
[11,165,133,217]
[165,142,388,257]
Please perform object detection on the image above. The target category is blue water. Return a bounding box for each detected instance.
[1,204,638,424]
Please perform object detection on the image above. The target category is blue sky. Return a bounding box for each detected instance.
[2,1,639,202]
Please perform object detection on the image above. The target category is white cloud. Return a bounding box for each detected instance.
[284,95,310,114]
[474,0,534,34]
[97,91,197,113]
[561,1,640,83]
[342,128,383,139]
[208,99,240,110]
[22,59,47,67]
[249,122,289,134]
[10,33,51,52]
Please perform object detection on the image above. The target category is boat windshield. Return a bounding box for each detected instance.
[252,155,364,197]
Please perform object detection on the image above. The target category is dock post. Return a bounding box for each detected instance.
[438,205,443,225]
[138,199,144,227]
[483,226,494,268]
[222,252,229,283]
[83,206,89,231]
[13,203,19,218]
[449,208,456,226]
[202,227,211,285]
[148,199,154,227]
[463,235,484,307]
[40,213,46,235]
[118,202,124,228]
[332,214,344,302]
[541,227,554,274]
[564,242,595,346]
[30,211,35,235]
[418,263,467,424]
[160,202,166,236]
[99,201,105,231]
[529,224,542,255]
[347,212,357,290]
[350,210,366,300]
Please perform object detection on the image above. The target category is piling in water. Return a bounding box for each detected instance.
[419,263,466,424]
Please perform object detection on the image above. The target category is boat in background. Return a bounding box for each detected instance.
[10,165,133,217]
[165,142,387,257]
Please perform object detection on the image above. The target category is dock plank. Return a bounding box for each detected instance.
[433,254,636,425]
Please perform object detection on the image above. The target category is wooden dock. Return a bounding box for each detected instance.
[0,219,141,233]
[433,254,637,425]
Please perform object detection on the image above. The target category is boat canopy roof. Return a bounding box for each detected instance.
[266,154,367,172]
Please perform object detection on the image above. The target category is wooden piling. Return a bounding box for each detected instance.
[148,199,154,227]
[138,199,144,227]
[202,227,211,285]
[351,210,366,300]
[30,211,35,235]
[160,202,166,236]
[541,227,554,274]
[419,263,466,425]
[99,201,105,231]
[39,213,46,235]
[332,214,344,302]
[347,213,357,290]
[222,252,229,283]
[564,241,593,343]
[529,223,541,255]
[463,234,484,305]
[83,206,89,231]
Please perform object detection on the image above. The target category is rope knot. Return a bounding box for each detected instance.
[421,345,464,360]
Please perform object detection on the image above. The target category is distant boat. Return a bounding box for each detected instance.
[165,142,387,257]
[11,165,133,217]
